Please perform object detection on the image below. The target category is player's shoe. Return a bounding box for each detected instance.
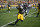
[13,24,19,26]
[8,24,16,26]
[13,24,16,26]
[36,16,38,17]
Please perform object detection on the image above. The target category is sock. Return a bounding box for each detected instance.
[37,13,39,17]
[15,19,19,25]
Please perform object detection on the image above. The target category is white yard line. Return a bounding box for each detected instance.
[1,20,16,27]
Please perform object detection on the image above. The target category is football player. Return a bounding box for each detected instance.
[0,5,3,10]
[14,4,25,26]
[24,2,32,17]
[8,4,11,13]
[36,3,40,17]
[0,5,1,10]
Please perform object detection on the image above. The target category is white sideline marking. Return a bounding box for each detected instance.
[1,12,36,27]
[1,20,16,27]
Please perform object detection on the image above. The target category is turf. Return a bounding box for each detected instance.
[0,8,40,27]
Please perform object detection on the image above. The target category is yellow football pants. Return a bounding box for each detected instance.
[17,13,24,20]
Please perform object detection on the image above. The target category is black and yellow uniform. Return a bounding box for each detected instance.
[8,4,10,11]
[17,8,24,20]
[16,4,25,20]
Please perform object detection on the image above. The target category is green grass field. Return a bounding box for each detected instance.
[0,8,40,27]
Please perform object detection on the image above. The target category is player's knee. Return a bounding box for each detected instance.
[16,19,19,22]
